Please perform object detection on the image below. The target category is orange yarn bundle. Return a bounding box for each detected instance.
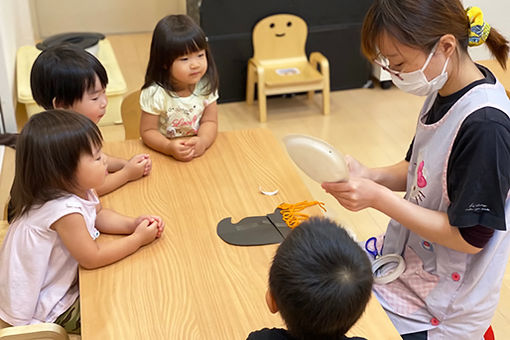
[277,200,326,229]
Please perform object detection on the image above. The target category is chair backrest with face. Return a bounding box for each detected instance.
[252,14,308,62]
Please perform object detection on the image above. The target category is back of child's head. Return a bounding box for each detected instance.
[143,14,218,94]
[9,110,102,222]
[30,44,108,109]
[269,217,373,340]
[361,0,509,69]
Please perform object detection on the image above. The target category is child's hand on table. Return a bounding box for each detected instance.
[167,138,195,162]
[136,154,152,176]
[135,215,165,238]
[124,154,150,180]
[185,136,206,158]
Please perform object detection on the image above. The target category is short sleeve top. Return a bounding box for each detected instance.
[140,79,219,138]
[0,190,99,325]
[405,66,510,230]
[404,65,510,247]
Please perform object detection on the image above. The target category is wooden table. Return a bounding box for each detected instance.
[79,128,400,340]
[478,59,510,98]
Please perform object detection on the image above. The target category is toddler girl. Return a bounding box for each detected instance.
[140,14,220,161]
[31,44,152,196]
[0,110,164,334]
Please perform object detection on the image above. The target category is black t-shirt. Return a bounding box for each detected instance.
[405,65,510,248]
[246,328,367,340]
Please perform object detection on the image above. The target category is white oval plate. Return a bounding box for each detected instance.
[283,134,349,183]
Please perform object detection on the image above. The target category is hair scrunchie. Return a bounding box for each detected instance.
[466,6,491,47]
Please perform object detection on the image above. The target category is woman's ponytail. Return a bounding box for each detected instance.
[485,28,509,70]
[467,6,509,70]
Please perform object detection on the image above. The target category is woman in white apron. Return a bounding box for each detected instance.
[323,1,510,339]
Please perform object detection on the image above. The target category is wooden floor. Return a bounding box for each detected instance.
[15,33,510,337]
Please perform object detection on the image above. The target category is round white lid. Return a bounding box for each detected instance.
[283,134,349,183]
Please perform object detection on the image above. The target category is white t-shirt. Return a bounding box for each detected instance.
[0,190,100,325]
[140,80,219,138]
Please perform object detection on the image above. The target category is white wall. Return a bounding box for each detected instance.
[0,0,34,132]
[463,0,510,61]
[31,0,186,39]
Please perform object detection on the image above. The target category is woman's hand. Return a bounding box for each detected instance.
[344,154,371,179]
[322,177,387,212]
[345,157,409,192]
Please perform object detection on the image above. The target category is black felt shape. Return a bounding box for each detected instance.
[217,208,290,246]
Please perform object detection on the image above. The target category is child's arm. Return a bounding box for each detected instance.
[140,111,195,161]
[52,212,161,269]
[184,101,218,158]
[94,207,164,238]
[106,155,128,172]
[95,153,150,196]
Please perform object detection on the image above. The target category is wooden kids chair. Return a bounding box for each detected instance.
[246,13,330,122]
[0,321,71,340]
[121,90,142,140]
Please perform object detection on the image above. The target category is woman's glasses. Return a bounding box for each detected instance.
[373,58,403,81]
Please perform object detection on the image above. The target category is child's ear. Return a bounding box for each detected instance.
[265,289,279,314]
[52,97,62,109]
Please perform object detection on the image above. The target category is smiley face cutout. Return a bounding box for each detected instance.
[252,14,308,59]
[270,20,292,38]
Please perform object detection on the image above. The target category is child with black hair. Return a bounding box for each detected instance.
[140,14,219,162]
[30,44,152,196]
[0,110,164,334]
[248,217,373,340]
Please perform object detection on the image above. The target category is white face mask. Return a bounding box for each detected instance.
[390,44,450,96]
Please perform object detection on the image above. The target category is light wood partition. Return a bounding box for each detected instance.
[0,147,15,220]
[79,129,400,340]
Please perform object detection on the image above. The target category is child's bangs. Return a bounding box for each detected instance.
[174,29,207,56]
[83,71,100,93]
[80,121,103,156]
[65,115,103,156]
[87,126,103,151]
[83,62,108,91]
